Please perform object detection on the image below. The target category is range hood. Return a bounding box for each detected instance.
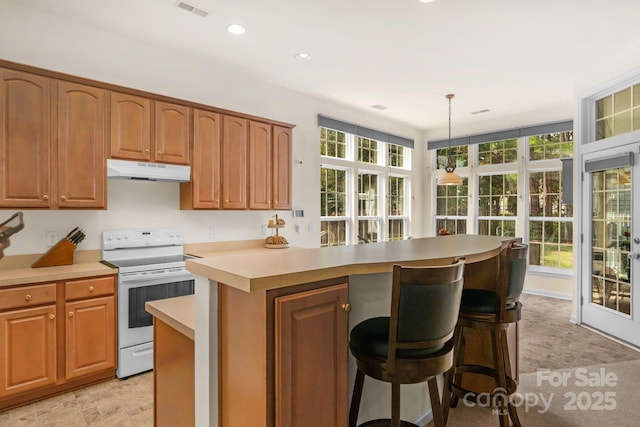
[107,159,191,182]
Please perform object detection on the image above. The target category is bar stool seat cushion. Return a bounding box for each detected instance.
[460,289,516,314]
[350,316,444,359]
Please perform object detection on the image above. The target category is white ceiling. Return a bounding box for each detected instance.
[13,0,640,129]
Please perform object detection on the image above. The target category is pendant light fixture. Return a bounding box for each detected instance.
[438,93,463,186]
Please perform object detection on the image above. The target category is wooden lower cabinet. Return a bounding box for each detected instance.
[274,284,349,427]
[0,275,117,410]
[65,296,116,380]
[0,305,57,398]
[219,278,349,427]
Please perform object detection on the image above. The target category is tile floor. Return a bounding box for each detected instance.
[0,372,153,427]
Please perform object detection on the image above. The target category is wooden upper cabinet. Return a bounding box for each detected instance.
[222,116,248,209]
[110,92,151,161]
[249,121,272,210]
[57,81,106,208]
[155,101,190,165]
[181,109,221,209]
[272,126,292,210]
[0,68,51,208]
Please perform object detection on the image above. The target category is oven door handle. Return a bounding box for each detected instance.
[118,269,194,285]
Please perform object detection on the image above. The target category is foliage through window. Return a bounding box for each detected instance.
[529,132,573,161]
[596,84,640,140]
[436,146,468,170]
[320,127,347,159]
[435,178,468,235]
[388,143,408,168]
[358,137,378,164]
[478,139,518,166]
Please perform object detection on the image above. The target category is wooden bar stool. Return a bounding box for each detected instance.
[444,242,528,427]
[349,260,465,427]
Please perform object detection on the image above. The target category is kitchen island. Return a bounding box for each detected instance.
[185,235,511,427]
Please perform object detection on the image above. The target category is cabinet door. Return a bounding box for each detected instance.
[181,109,221,209]
[272,126,292,210]
[155,101,190,165]
[249,121,272,209]
[0,68,51,208]
[0,305,57,398]
[222,115,248,209]
[65,296,115,380]
[110,92,151,161]
[274,283,349,427]
[57,81,106,208]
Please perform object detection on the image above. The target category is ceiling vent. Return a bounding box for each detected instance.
[371,104,388,111]
[176,1,208,18]
[470,109,490,115]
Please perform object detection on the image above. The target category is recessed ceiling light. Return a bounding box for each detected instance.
[227,24,246,35]
[419,0,436,3]
[294,52,311,60]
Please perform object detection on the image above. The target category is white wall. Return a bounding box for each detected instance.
[0,1,424,255]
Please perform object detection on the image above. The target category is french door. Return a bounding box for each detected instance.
[581,144,640,345]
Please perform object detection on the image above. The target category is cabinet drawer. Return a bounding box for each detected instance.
[65,276,115,301]
[0,283,57,311]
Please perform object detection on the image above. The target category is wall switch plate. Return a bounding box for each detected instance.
[295,224,300,234]
[261,224,267,235]
[208,226,216,239]
[308,223,317,233]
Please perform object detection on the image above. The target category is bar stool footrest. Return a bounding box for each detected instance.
[449,363,517,403]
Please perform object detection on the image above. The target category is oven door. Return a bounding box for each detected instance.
[117,268,194,377]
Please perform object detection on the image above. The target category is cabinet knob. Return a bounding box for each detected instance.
[25,294,32,301]
[68,312,74,317]
[49,314,55,320]
[145,148,150,153]
[88,286,95,292]
[43,195,49,201]
[157,151,162,156]
[60,195,66,201]
[341,303,351,312]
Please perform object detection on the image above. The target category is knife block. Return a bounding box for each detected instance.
[31,239,77,268]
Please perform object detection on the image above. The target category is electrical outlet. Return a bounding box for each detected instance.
[208,226,216,240]
[46,231,59,247]
[261,224,267,235]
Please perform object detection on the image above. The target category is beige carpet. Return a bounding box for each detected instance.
[432,359,640,427]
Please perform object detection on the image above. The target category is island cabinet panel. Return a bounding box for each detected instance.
[110,92,152,161]
[57,81,106,208]
[0,305,57,398]
[0,68,51,208]
[249,121,272,209]
[154,101,190,165]
[221,115,248,209]
[180,109,222,209]
[218,278,349,427]
[272,126,292,210]
[274,283,349,427]
[153,319,195,427]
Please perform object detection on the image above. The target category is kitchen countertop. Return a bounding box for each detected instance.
[0,249,117,287]
[186,235,507,292]
[145,294,195,340]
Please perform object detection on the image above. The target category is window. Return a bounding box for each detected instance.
[477,173,518,237]
[478,138,518,166]
[358,172,380,243]
[388,176,408,241]
[320,167,348,247]
[429,123,575,274]
[596,84,640,140]
[435,146,468,170]
[435,178,468,235]
[320,124,412,246]
[528,170,573,269]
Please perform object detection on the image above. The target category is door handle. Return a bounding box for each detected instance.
[628,252,640,260]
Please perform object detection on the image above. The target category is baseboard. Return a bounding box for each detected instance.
[522,288,572,301]
[414,409,432,427]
